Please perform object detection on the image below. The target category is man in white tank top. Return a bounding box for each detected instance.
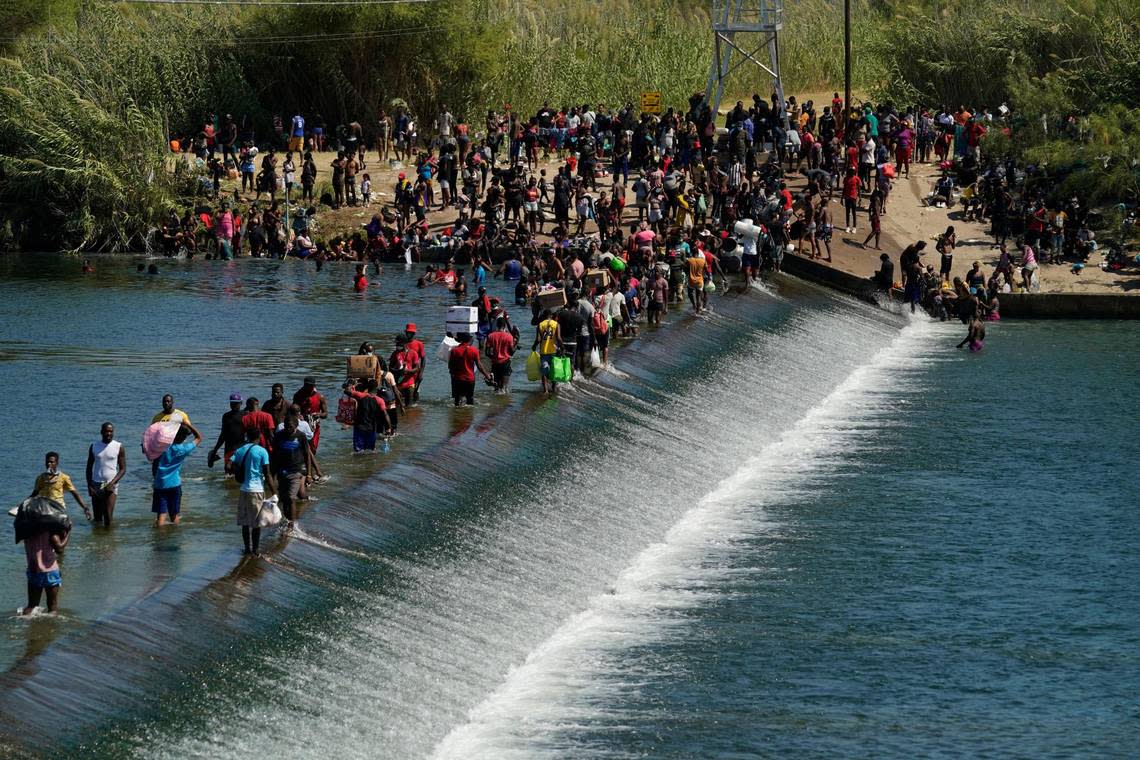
[86,422,125,528]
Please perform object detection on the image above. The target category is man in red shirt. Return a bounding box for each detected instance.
[241,397,277,453]
[779,182,794,211]
[484,318,517,392]
[447,332,492,407]
[292,377,327,451]
[390,335,420,407]
[843,171,862,232]
[403,323,426,403]
[966,118,986,159]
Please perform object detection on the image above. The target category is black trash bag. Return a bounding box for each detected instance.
[13,497,72,544]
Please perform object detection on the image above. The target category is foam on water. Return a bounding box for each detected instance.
[432,319,938,759]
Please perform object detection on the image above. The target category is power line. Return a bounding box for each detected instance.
[110,0,439,6]
[0,24,445,46]
[225,25,446,44]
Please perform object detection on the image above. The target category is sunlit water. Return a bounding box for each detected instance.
[0,255,1136,758]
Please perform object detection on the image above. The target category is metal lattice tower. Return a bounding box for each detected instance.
[704,0,787,124]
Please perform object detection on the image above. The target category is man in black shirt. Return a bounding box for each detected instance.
[351,380,388,453]
[556,299,584,381]
[208,393,247,471]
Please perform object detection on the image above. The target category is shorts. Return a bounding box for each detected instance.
[594,331,609,350]
[288,136,303,152]
[27,569,61,588]
[540,352,557,378]
[451,377,476,404]
[353,427,377,452]
[277,472,304,521]
[491,361,512,384]
[478,323,491,341]
[649,300,663,312]
[236,490,265,528]
[845,198,858,211]
[151,486,182,516]
[524,201,539,213]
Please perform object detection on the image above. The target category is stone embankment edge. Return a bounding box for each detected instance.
[779,252,1140,319]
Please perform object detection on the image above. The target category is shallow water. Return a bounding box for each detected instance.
[0,255,1136,758]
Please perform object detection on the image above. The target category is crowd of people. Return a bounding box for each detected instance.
[27,88,1057,615]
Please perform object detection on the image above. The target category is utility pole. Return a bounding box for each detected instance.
[844,0,852,117]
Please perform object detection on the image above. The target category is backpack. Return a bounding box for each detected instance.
[592,308,608,335]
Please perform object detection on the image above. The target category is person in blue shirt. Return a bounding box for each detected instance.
[152,421,201,527]
[229,429,274,556]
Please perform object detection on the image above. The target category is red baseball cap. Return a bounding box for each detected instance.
[398,172,406,179]
[405,323,417,333]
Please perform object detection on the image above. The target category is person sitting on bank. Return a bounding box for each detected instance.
[872,252,895,293]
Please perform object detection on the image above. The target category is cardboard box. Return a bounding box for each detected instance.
[585,268,611,290]
[446,305,479,336]
[536,288,568,310]
[347,354,378,379]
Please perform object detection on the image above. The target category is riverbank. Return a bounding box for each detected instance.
[771,158,1140,318]
[181,140,1140,320]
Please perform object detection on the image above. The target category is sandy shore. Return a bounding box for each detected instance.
[782,160,1140,295]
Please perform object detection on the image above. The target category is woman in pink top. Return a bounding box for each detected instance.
[894,122,915,177]
[216,208,235,260]
[1019,241,1038,292]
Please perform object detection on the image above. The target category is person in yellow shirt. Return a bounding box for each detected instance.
[686,252,708,315]
[531,309,562,395]
[151,393,191,425]
[31,452,90,519]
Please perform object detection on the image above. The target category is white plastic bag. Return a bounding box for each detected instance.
[257,494,283,527]
[589,347,602,369]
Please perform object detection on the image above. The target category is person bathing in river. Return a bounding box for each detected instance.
[957,317,986,352]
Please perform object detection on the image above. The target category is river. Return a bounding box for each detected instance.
[0,255,1136,758]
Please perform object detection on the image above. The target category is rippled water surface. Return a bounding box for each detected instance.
[0,255,1136,758]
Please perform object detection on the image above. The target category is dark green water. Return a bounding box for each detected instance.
[0,255,1136,758]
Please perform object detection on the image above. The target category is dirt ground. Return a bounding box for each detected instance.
[784,160,1140,295]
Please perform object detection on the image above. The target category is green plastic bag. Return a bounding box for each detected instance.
[551,355,572,383]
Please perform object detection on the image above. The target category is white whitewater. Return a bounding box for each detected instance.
[433,320,940,758]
